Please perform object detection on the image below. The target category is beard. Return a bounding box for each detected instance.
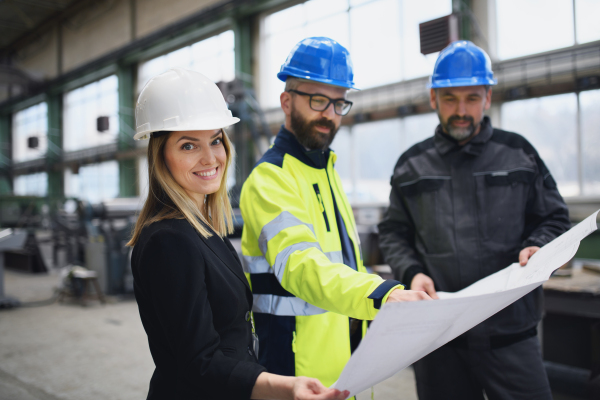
[440,114,479,142]
[290,107,339,150]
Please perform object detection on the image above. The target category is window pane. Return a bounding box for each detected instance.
[353,118,402,203]
[305,0,348,21]
[14,172,47,196]
[12,102,48,162]
[350,0,402,89]
[402,112,439,151]
[260,0,452,106]
[496,0,574,60]
[138,156,149,200]
[63,75,119,152]
[261,27,306,108]
[138,30,235,93]
[65,160,119,203]
[500,94,579,196]
[575,0,600,44]
[331,127,352,197]
[402,0,452,80]
[580,89,600,195]
[264,4,305,35]
[305,12,350,49]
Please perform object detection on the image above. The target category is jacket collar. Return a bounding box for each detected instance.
[274,126,332,169]
[434,116,493,156]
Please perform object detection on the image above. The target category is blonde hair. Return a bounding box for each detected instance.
[127,128,234,247]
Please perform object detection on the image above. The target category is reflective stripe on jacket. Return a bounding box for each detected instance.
[241,127,402,386]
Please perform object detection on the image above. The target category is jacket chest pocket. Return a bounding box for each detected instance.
[397,176,450,254]
[474,169,535,245]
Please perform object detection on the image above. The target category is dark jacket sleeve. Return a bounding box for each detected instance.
[377,181,427,286]
[138,228,264,399]
[522,156,571,248]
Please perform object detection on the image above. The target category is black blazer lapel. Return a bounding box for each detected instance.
[198,232,251,292]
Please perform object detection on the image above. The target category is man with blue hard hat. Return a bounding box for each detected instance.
[378,40,570,399]
[240,37,429,390]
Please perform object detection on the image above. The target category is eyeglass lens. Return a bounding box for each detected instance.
[310,95,352,116]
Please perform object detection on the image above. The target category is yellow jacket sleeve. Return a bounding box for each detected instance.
[241,162,403,321]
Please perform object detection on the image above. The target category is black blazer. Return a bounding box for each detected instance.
[132,218,266,400]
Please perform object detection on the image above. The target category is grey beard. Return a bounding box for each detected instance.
[439,112,479,142]
[447,124,476,141]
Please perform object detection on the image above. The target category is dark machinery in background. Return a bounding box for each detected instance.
[0,195,138,296]
[0,196,49,274]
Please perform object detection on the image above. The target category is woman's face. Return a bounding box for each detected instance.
[163,129,227,203]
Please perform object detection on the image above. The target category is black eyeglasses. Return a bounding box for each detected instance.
[287,89,353,116]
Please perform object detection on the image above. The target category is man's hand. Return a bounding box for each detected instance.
[385,288,432,303]
[519,246,540,266]
[410,273,439,299]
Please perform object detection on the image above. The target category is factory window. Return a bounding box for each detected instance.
[575,0,600,44]
[13,172,48,196]
[138,156,149,200]
[63,75,119,152]
[580,89,600,195]
[259,0,452,108]
[64,160,119,204]
[137,30,235,93]
[331,126,352,193]
[500,93,580,197]
[496,0,600,60]
[331,112,439,204]
[12,102,48,162]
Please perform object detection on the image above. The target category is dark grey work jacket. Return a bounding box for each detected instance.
[378,116,570,343]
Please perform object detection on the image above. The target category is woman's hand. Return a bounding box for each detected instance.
[252,372,349,400]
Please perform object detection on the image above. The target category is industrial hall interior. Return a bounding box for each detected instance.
[0,0,599,399]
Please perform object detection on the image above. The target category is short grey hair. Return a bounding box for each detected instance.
[284,77,309,92]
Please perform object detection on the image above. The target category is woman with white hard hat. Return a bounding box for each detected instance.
[127,68,348,400]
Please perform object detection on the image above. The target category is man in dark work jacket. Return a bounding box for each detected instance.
[378,41,570,400]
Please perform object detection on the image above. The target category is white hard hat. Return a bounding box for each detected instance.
[134,68,240,140]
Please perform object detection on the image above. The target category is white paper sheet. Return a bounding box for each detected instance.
[332,210,599,397]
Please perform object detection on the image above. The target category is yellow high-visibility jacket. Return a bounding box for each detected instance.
[240,127,403,387]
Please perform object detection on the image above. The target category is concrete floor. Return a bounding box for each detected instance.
[0,269,418,400]
[2,269,582,400]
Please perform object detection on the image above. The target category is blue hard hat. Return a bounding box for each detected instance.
[277,37,357,89]
[429,40,497,88]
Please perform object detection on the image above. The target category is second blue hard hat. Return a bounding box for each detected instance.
[429,40,497,88]
[277,37,357,89]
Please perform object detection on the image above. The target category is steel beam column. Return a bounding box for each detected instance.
[46,94,63,203]
[230,15,256,206]
[0,114,11,194]
[117,64,137,197]
[453,0,473,41]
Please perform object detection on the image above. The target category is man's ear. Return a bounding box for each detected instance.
[429,88,438,110]
[484,88,492,111]
[281,91,293,116]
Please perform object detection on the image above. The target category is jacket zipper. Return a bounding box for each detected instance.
[312,183,331,232]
